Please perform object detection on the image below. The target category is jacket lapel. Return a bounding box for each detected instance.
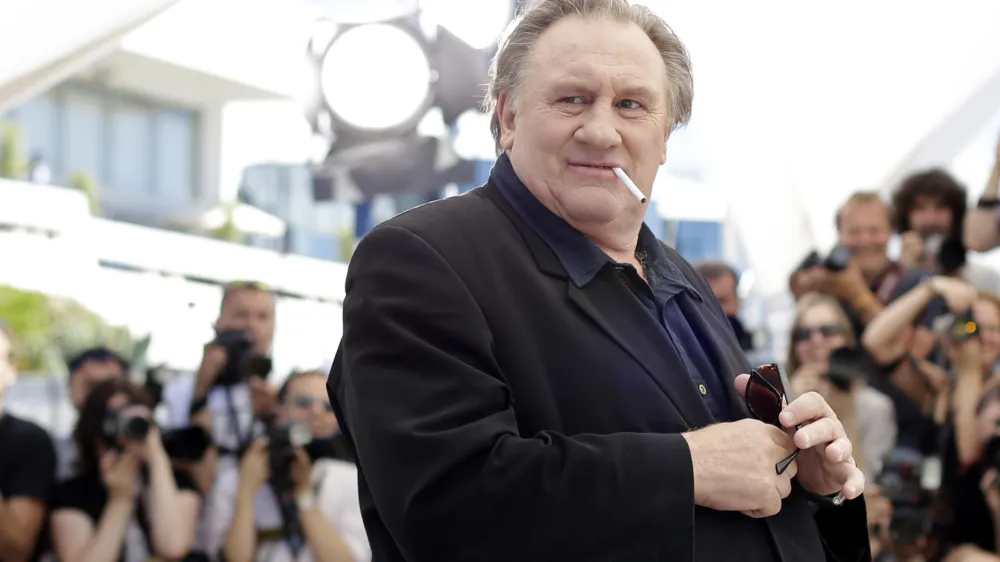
[567,276,715,428]
[675,295,752,420]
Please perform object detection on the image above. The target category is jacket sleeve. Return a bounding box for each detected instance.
[336,225,697,562]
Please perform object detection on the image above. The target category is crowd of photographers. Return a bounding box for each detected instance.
[696,136,1000,561]
[0,281,370,562]
[2,136,1000,562]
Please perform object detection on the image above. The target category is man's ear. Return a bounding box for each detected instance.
[498,91,516,151]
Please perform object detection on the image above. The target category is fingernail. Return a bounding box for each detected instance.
[779,411,795,425]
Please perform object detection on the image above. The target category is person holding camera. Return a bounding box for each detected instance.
[221,370,369,562]
[787,293,897,479]
[160,281,278,557]
[50,378,201,562]
[893,169,1000,295]
[790,192,925,339]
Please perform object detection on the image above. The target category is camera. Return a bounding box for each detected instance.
[102,405,152,447]
[924,234,967,275]
[213,329,272,387]
[267,422,312,475]
[796,245,852,273]
[162,426,212,462]
[826,346,866,392]
[877,448,934,547]
[933,310,978,342]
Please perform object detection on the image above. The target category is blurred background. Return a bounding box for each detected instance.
[2,1,1000,559]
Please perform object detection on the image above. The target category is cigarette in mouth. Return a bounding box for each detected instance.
[612,167,647,204]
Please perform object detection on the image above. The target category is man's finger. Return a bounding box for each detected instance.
[733,373,750,397]
[824,437,853,463]
[793,417,845,450]
[779,391,835,427]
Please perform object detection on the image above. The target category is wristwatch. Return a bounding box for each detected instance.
[977,196,1000,209]
[295,490,317,512]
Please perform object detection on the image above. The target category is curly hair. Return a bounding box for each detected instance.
[891,168,967,239]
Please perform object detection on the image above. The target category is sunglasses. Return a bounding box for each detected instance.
[745,363,799,474]
[791,325,842,343]
[745,363,847,507]
[292,395,334,413]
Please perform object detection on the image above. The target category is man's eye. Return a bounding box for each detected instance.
[560,96,585,104]
[619,99,643,110]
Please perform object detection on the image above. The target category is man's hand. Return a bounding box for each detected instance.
[239,438,271,493]
[249,377,279,418]
[193,342,228,400]
[817,262,870,304]
[929,276,978,313]
[738,374,866,500]
[682,418,798,518]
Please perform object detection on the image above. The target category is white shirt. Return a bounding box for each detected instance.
[206,458,370,562]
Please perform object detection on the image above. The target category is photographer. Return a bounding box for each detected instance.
[56,347,128,481]
[161,281,278,556]
[862,277,996,451]
[222,371,369,562]
[50,378,201,562]
[786,293,897,478]
[0,322,57,562]
[893,168,1000,295]
[790,192,923,337]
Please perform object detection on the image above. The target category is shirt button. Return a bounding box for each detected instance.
[698,384,707,396]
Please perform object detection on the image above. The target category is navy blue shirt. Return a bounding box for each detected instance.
[492,154,731,421]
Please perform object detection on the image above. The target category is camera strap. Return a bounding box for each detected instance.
[224,386,255,456]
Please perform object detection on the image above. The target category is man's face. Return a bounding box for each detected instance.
[499,15,670,231]
[838,201,891,279]
[707,273,739,317]
[277,374,338,439]
[908,195,953,237]
[216,288,275,356]
[69,358,124,410]
[0,330,15,402]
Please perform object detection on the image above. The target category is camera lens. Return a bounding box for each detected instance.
[121,416,151,441]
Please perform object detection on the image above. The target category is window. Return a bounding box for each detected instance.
[109,101,154,194]
[156,110,196,202]
[61,89,107,185]
[672,220,723,263]
[5,83,199,209]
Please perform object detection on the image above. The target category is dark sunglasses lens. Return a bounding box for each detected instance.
[747,373,782,425]
[819,325,841,337]
[791,328,812,342]
[756,364,783,391]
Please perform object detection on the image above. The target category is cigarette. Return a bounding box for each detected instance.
[612,167,647,204]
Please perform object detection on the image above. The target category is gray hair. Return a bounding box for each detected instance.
[483,0,694,155]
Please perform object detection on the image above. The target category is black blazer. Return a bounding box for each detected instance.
[329,181,871,562]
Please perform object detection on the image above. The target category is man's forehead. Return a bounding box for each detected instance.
[531,17,665,82]
[842,201,889,222]
[224,287,275,309]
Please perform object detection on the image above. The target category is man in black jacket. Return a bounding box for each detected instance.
[329,0,870,560]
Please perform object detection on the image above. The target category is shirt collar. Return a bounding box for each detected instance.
[491,153,696,295]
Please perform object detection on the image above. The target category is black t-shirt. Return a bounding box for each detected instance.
[940,430,995,553]
[51,467,199,560]
[0,413,58,562]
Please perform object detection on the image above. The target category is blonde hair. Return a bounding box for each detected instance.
[786,293,857,374]
[483,0,694,155]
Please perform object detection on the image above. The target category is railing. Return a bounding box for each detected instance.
[0,178,348,303]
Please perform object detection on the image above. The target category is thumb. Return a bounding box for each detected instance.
[733,373,751,397]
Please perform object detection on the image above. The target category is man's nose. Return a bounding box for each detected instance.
[574,105,621,149]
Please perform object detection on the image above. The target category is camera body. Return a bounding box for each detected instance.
[102,405,152,448]
[878,449,934,547]
[826,346,865,392]
[933,310,978,343]
[268,422,312,477]
[797,245,852,273]
[213,329,272,387]
[162,426,212,462]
